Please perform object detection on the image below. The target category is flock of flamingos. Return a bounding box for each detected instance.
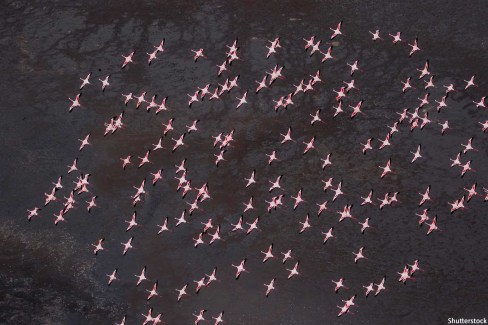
[25,20,487,324]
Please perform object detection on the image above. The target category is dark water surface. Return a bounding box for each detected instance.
[1,1,488,324]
